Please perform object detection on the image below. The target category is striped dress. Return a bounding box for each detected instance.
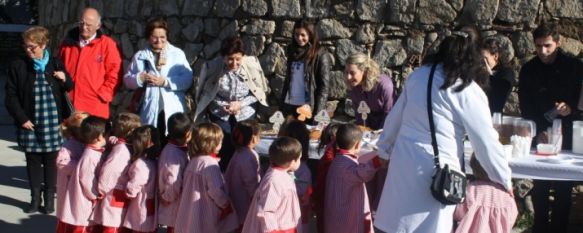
[453,180,518,233]
[175,155,239,233]
[157,143,189,227]
[122,158,158,232]
[242,167,302,233]
[224,147,261,225]
[17,73,63,153]
[56,139,84,220]
[60,147,103,227]
[91,141,132,228]
[324,153,381,233]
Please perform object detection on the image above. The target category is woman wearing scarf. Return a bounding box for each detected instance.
[124,17,193,138]
[5,26,74,214]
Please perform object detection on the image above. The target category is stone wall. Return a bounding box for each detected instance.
[38,0,583,117]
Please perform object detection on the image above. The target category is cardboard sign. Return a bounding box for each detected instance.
[314,110,331,129]
[357,101,371,121]
[269,111,285,132]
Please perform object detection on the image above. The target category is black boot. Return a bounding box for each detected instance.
[43,188,55,214]
[25,189,41,213]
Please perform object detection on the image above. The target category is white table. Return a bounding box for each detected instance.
[508,152,583,181]
[256,137,324,159]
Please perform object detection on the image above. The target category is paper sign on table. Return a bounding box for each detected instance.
[357,101,371,122]
[314,110,331,129]
[269,111,285,132]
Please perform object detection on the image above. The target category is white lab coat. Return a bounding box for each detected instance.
[374,64,512,233]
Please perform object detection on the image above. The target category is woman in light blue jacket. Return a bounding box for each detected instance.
[124,17,193,135]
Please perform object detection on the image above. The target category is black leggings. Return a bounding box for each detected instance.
[25,152,57,195]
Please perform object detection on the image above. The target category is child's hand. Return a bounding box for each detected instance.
[218,204,233,220]
[108,136,119,145]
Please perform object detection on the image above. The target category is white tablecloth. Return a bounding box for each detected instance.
[508,151,583,181]
[256,137,324,159]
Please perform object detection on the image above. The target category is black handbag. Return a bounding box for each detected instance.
[426,63,467,205]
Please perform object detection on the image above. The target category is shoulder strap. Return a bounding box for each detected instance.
[426,63,440,168]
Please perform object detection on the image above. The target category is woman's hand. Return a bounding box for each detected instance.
[227,101,241,115]
[21,121,34,130]
[53,71,66,82]
[147,75,166,87]
[556,102,572,117]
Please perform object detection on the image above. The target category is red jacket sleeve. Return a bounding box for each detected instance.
[97,38,122,103]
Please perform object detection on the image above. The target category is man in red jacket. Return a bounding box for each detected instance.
[59,7,122,119]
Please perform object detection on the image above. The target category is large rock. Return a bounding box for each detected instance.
[204,18,220,37]
[182,0,213,16]
[406,33,425,54]
[317,19,351,39]
[244,35,266,56]
[496,0,540,24]
[355,23,376,44]
[512,31,535,58]
[417,0,457,25]
[373,39,407,67]
[203,39,222,59]
[546,0,583,18]
[259,43,286,76]
[460,0,499,25]
[114,19,129,34]
[160,0,179,16]
[125,0,139,18]
[242,19,276,35]
[357,0,387,22]
[386,0,416,24]
[184,43,204,64]
[561,37,583,57]
[182,19,204,42]
[328,71,348,99]
[306,0,329,18]
[336,39,367,66]
[213,0,240,17]
[167,17,182,42]
[219,20,238,40]
[141,0,154,16]
[129,21,144,38]
[272,0,301,18]
[279,20,295,38]
[104,0,124,18]
[120,33,134,59]
[242,0,268,16]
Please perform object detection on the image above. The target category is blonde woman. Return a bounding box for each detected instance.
[345,53,394,130]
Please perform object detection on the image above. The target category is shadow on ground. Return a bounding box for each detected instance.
[0,213,56,233]
[0,164,29,190]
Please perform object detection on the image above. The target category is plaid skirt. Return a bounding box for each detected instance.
[17,73,63,153]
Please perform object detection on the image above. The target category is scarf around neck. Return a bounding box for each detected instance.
[32,49,50,73]
[288,43,310,62]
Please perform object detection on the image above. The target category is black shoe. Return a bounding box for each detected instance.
[25,189,41,214]
[42,189,55,214]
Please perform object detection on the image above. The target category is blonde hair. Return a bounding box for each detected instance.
[189,123,223,156]
[22,26,50,46]
[61,111,90,140]
[111,112,142,139]
[345,53,380,92]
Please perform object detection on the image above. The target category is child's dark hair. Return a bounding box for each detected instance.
[79,116,108,144]
[336,123,363,150]
[189,122,223,157]
[269,136,302,167]
[279,120,310,161]
[232,120,260,148]
[318,123,340,152]
[167,112,193,142]
[111,112,141,139]
[470,155,490,181]
[129,125,161,161]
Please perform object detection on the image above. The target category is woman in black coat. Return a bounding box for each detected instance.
[5,26,73,214]
[482,37,517,113]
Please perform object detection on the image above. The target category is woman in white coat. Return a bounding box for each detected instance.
[124,17,193,135]
[374,32,513,233]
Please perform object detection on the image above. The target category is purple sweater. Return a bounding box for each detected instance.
[349,74,394,130]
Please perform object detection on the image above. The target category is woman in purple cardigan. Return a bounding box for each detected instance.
[345,53,394,130]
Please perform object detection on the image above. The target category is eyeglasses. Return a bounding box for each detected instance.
[23,44,39,51]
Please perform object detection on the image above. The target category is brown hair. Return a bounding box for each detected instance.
[79,116,108,144]
[278,120,310,161]
[22,26,50,46]
[111,112,141,139]
[145,17,168,38]
[189,123,223,156]
[292,19,320,64]
[61,111,90,140]
[318,122,340,152]
[232,120,260,148]
[129,125,161,161]
[335,123,363,150]
[269,136,302,167]
[221,36,245,56]
[470,155,490,181]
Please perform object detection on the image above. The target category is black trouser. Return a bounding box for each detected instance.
[210,114,236,172]
[157,111,168,147]
[24,152,57,196]
[531,180,574,233]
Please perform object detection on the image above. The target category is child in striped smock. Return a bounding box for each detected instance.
[324,123,383,233]
[55,111,89,232]
[58,116,108,233]
[175,123,238,233]
[279,120,313,232]
[242,137,304,233]
[92,113,141,232]
[121,126,160,233]
[224,120,262,229]
[453,155,517,233]
[157,113,193,233]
